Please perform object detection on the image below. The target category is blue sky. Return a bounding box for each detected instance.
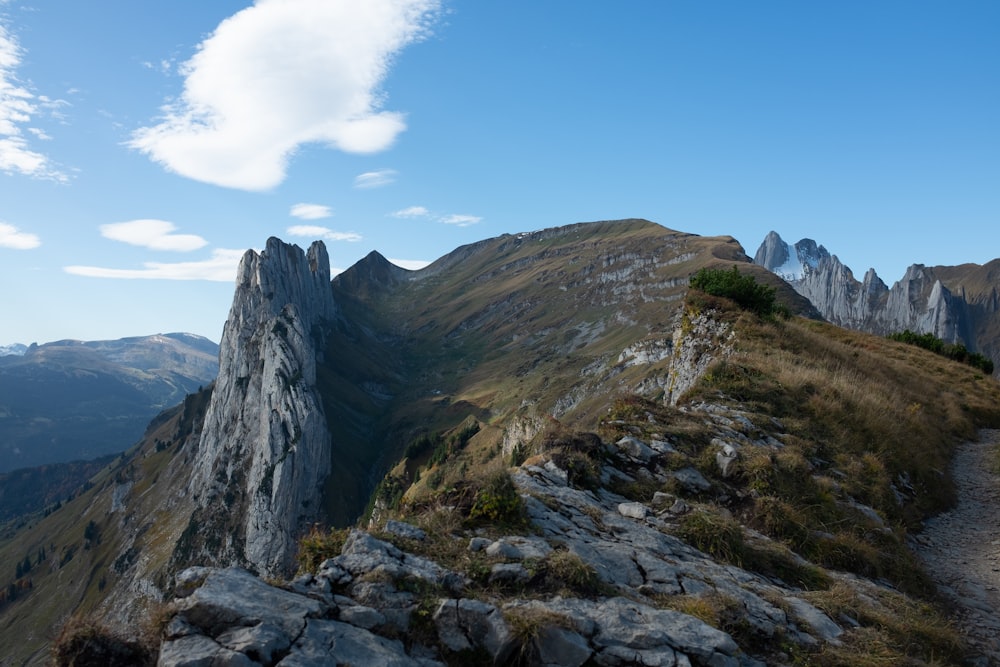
[1,1,997,345]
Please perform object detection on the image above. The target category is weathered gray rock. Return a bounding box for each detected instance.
[157,633,258,667]
[665,313,733,405]
[338,603,386,630]
[434,598,516,661]
[617,502,649,520]
[783,597,843,644]
[469,537,491,552]
[384,519,427,542]
[173,567,324,639]
[534,625,593,667]
[673,467,711,493]
[215,623,289,664]
[185,238,336,577]
[489,562,531,585]
[485,535,553,561]
[616,436,656,463]
[334,530,463,592]
[282,618,419,666]
[650,438,677,454]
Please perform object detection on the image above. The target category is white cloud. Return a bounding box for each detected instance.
[0,20,65,181]
[290,203,333,220]
[0,221,40,249]
[287,224,362,242]
[354,168,397,189]
[100,219,208,252]
[129,0,440,191]
[389,205,481,226]
[64,248,245,281]
[390,205,430,218]
[440,214,482,227]
[388,257,430,270]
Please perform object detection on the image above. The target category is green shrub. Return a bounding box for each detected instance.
[888,329,994,374]
[689,266,779,317]
[468,471,527,527]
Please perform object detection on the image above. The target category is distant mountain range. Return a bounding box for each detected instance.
[754,231,1000,371]
[0,333,218,473]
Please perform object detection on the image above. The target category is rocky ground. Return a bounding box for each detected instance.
[146,400,998,666]
[913,429,1000,666]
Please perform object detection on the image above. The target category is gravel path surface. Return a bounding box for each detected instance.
[913,429,1000,665]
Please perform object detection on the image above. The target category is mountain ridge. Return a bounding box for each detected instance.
[0,333,219,473]
[2,219,999,665]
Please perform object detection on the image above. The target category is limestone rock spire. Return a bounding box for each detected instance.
[180,238,335,577]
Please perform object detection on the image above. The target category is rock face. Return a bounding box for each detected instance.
[160,400,866,667]
[179,238,336,577]
[754,231,997,369]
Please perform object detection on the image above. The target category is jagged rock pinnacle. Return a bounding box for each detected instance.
[182,238,336,577]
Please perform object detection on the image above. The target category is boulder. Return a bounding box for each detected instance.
[617,502,649,520]
[434,598,516,662]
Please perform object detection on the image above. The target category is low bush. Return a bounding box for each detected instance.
[689,266,783,317]
[467,471,527,528]
[888,329,994,374]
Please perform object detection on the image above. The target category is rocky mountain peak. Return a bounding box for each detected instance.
[752,231,830,282]
[181,238,336,577]
[332,249,408,297]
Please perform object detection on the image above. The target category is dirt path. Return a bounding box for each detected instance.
[913,429,1000,665]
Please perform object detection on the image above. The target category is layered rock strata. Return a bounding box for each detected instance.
[179,238,336,577]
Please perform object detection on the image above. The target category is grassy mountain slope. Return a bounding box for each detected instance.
[0,389,211,666]
[3,220,997,664]
[360,287,1000,665]
[319,219,814,525]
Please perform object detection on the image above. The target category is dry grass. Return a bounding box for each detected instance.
[680,312,1000,596]
[295,525,349,574]
[50,613,155,666]
[504,605,576,667]
[801,581,964,666]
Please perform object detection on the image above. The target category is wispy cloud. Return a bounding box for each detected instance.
[0,20,66,181]
[0,222,41,249]
[287,225,361,242]
[353,168,397,189]
[129,0,440,191]
[440,214,482,227]
[290,203,333,220]
[100,219,208,252]
[64,248,245,281]
[390,205,482,227]
[390,205,430,218]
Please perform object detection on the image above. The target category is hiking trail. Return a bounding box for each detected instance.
[913,428,1000,665]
